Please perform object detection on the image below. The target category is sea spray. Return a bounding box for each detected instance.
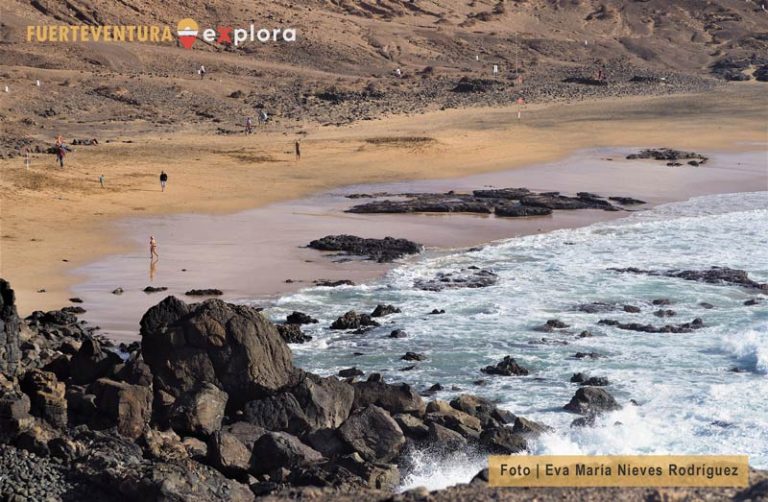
[271,191,768,489]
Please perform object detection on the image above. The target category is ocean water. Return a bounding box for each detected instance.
[265,191,768,491]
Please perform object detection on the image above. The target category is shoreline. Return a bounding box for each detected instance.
[1,87,767,316]
[71,145,767,341]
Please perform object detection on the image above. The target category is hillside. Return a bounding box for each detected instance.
[1,0,767,156]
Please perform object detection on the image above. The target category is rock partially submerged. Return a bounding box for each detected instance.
[626,148,708,163]
[414,267,498,291]
[185,289,224,296]
[598,317,704,333]
[308,235,422,263]
[481,356,529,376]
[564,387,622,416]
[611,266,768,292]
[346,188,629,216]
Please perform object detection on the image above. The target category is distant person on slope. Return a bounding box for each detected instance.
[55,143,67,168]
[295,140,301,160]
[199,65,206,80]
[159,171,168,192]
[245,117,253,135]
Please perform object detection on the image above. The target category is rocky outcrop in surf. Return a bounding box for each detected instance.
[344,188,645,217]
[308,235,422,263]
[610,266,768,292]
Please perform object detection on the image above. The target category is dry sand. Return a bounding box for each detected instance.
[0,85,766,317]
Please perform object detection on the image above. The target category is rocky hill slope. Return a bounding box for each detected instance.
[1,0,767,156]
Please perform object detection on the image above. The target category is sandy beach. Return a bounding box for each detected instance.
[1,86,766,318]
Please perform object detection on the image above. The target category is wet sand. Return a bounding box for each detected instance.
[71,146,767,341]
[2,87,767,315]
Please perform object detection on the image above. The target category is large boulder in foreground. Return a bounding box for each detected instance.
[140,297,298,409]
[338,405,405,463]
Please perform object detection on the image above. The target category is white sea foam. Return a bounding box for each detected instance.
[269,192,768,487]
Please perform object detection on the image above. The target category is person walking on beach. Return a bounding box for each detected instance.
[295,140,301,161]
[199,64,206,80]
[99,174,105,188]
[149,235,159,259]
[159,171,168,192]
[245,117,253,135]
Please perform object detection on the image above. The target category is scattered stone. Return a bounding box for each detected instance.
[481,356,529,376]
[143,286,168,293]
[401,352,427,362]
[564,387,622,416]
[184,289,223,296]
[286,311,318,325]
[414,268,498,291]
[313,279,356,287]
[535,319,570,332]
[626,148,707,163]
[276,323,312,344]
[371,304,401,317]
[388,329,407,338]
[338,367,364,378]
[330,311,380,330]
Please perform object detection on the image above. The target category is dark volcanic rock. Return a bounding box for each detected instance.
[352,377,425,416]
[308,235,422,262]
[70,337,121,385]
[245,374,354,434]
[20,369,67,428]
[564,387,622,415]
[90,378,153,439]
[449,394,515,429]
[473,188,531,199]
[339,405,405,463]
[401,352,427,362]
[512,416,553,436]
[338,367,364,378]
[535,319,570,332]
[479,427,527,454]
[286,311,318,325]
[495,203,553,217]
[598,317,704,333]
[0,280,22,377]
[143,286,168,293]
[140,297,298,409]
[184,289,223,296]
[314,279,356,287]
[168,383,228,436]
[371,304,401,317]
[626,148,707,163]
[481,356,529,376]
[609,196,646,205]
[611,266,768,292]
[330,311,380,330]
[388,329,407,338]
[520,194,617,211]
[250,432,324,474]
[414,268,498,291]
[276,323,313,344]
